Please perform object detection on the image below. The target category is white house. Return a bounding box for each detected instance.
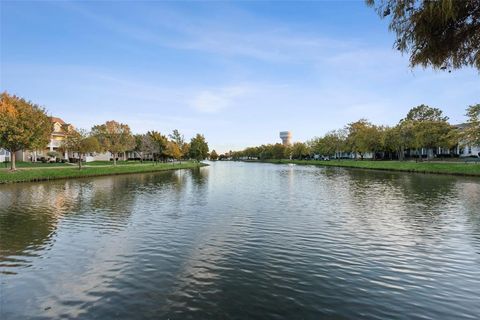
[85,151,139,162]
[0,149,10,163]
[457,144,480,158]
[85,152,111,162]
[455,123,480,158]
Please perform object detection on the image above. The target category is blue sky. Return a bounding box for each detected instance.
[1,1,479,153]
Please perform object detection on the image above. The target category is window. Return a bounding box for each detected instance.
[469,146,472,154]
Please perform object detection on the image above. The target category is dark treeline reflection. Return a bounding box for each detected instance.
[319,167,480,249]
[328,166,459,200]
[0,207,56,261]
[324,166,461,209]
[0,183,77,261]
[0,169,207,265]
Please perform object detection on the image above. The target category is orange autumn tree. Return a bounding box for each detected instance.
[0,92,52,171]
[166,140,182,162]
[91,120,135,165]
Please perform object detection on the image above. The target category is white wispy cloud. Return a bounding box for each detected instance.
[59,1,357,64]
[189,86,250,113]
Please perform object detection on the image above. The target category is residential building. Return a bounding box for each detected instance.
[458,144,480,157]
[0,149,10,163]
[15,117,74,161]
[455,123,480,158]
[49,117,74,157]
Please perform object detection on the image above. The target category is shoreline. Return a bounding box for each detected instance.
[243,159,480,177]
[0,162,208,184]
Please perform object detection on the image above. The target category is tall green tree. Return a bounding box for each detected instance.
[309,137,329,157]
[259,145,273,160]
[462,104,480,147]
[270,143,287,159]
[291,142,310,160]
[367,0,480,70]
[404,104,449,122]
[91,120,135,165]
[412,121,456,158]
[394,121,417,160]
[310,130,346,158]
[209,149,219,160]
[0,92,52,170]
[381,125,414,160]
[169,129,185,146]
[323,130,347,158]
[346,119,381,159]
[61,129,100,169]
[402,105,454,159]
[188,134,209,161]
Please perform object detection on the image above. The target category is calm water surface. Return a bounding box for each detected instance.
[1,161,480,319]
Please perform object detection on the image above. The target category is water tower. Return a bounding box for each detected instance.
[279,131,292,146]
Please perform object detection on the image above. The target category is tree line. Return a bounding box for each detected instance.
[63,123,209,169]
[226,104,480,161]
[0,92,209,170]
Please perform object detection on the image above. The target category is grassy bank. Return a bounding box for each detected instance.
[0,161,206,184]
[84,160,147,166]
[1,161,71,168]
[253,159,480,177]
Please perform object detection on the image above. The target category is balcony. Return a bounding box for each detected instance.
[48,140,63,148]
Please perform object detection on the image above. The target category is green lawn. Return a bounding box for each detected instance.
[0,161,206,184]
[84,160,146,166]
[1,161,71,168]
[257,159,480,177]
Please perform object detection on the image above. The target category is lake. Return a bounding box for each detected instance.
[1,161,480,319]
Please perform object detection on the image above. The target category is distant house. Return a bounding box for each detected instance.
[0,149,10,163]
[15,117,74,162]
[459,145,480,157]
[86,151,133,162]
[455,123,480,158]
[85,153,110,162]
[49,117,74,157]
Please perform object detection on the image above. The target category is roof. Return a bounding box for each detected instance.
[51,117,66,124]
[453,123,469,130]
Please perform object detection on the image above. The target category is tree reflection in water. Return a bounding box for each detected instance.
[0,169,198,269]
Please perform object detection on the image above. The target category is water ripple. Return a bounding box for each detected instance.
[1,163,480,319]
